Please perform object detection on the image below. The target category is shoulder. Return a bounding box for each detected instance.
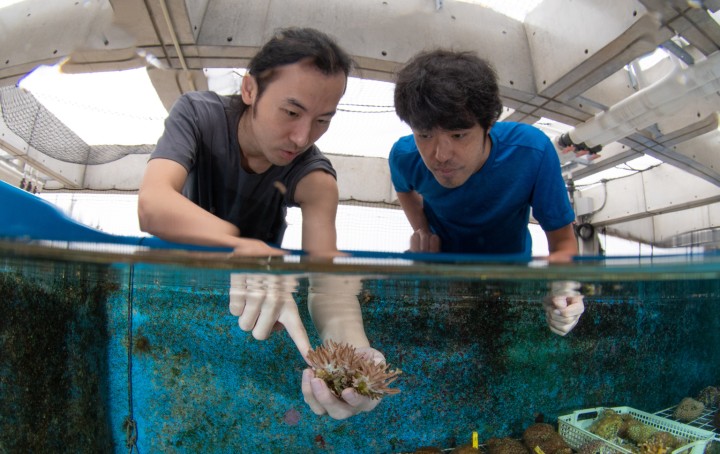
[491,122,552,148]
[286,145,336,180]
[178,90,226,104]
[171,91,228,114]
[490,122,557,163]
[390,135,417,154]
[389,135,419,163]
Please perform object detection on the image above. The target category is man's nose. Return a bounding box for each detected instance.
[290,121,312,149]
[434,138,452,162]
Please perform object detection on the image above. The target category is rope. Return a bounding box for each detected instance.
[123,416,138,451]
[124,264,140,453]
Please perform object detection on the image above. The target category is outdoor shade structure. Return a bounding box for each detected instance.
[1,0,720,249]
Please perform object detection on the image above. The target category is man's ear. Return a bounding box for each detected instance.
[240,74,257,105]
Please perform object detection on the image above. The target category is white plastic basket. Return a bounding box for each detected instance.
[557,406,715,454]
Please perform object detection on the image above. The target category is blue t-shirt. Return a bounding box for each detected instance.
[389,122,575,256]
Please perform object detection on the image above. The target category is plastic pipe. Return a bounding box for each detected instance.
[564,50,720,148]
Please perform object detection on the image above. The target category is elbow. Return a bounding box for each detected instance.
[136,191,158,236]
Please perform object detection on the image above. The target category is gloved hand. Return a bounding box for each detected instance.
[228,273,312,361]
[543,281,585,336]
[301,346,385,420]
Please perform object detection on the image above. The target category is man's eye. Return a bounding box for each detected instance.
[452,133,467,139]
[285,109,299,117]
[318,118,331,125]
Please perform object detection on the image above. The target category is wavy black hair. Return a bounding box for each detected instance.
[230,27,353,113]
[394,49,503,132]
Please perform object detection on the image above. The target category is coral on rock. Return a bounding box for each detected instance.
[696,386,719,409]
[522,423,572,454]
[413,447,444,453]
[576,440,605,454]
[646,432,678,450]
[306,340,401,400]
[589,409,624,441]
[638,439,670,454]
[623,419,657,445]
[487,437,530,454]
[450,444,480,454]
[673,397,705,422]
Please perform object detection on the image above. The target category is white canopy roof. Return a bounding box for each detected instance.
[1,0,719,249]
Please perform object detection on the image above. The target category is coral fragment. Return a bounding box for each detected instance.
[306,340,401,400]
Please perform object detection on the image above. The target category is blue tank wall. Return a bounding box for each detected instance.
[1,258,719,452]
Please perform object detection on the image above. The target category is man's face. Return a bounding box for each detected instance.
[241,60,346,167]
[412,124,491,188]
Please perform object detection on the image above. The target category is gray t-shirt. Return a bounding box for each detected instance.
[150,91,336,246]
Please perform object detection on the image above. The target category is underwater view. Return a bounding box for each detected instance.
[1,242,719,453]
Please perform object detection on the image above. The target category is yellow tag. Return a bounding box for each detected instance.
[534,446,546,454]
[472,431,478,448]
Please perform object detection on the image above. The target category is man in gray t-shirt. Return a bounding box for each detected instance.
[149,90,336,247]
[139,31,347,258]
[138,27,384,421]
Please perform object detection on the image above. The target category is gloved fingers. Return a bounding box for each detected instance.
[355,346,386,365]
[341,388,381,413]
[545,301,582,336]
[228,274,248,316]
[309,377,357,420]
[228,297,245,316]
[547,295,584,315]
[562,295,585,316]
[546,312,580,336]
[547,311,581,327]
[302,369,327,415]
[237,288,265,331]
[278,304,312,364]
[252,304,282,340]
[547,295,569,309]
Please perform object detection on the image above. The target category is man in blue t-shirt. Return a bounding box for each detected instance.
[390,49,583,334]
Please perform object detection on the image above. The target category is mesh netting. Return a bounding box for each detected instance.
[0,86,153,165]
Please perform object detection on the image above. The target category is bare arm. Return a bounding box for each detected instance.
[396,190,440,252]
[545,223,579,263]
[396,190,429,232]
[138,158,282,255]
[295,170,341,256]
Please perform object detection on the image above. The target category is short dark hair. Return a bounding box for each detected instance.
[394,49,503,131]
[231,27,353,113]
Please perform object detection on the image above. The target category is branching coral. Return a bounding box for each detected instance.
[306,340,401,400]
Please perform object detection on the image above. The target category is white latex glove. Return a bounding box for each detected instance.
[301,346,385,420]
[543,280,585,336]
[228,273,312,361]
